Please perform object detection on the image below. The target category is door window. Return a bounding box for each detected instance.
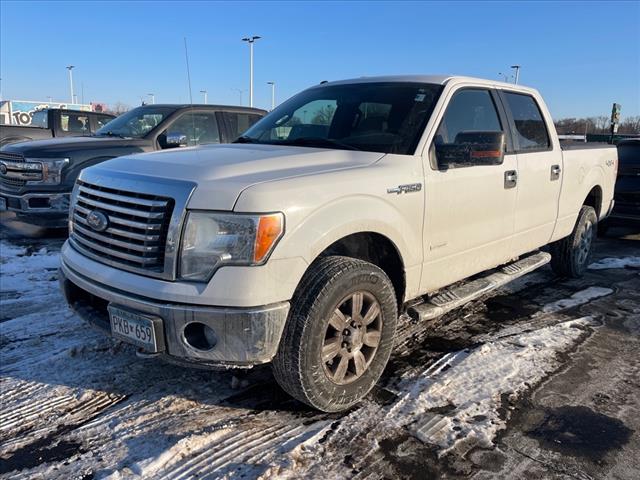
[433,89,503,167]
[166,112,220,146]
[61,113,90,133]
[224,112,263,139]
[95,114,114,130]
[503,92,550,151]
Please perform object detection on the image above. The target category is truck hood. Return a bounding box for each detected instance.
[91,143,385,210]
[1,135,148,157]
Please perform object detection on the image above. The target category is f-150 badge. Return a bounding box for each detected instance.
[387,183,422,194]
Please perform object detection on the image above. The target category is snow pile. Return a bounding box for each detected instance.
[386,317,595,454]
[540,286,612,313]
[589,256,640,270]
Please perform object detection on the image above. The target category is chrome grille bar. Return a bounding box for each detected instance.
[70,179,174,273]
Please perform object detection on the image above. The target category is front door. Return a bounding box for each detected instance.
[421,88,518,292]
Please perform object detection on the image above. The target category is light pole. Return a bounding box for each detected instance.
[148,93,155,104]
[498,72,511,82]
[66,65,75,104]
[241,36,261,107]
[47,96,53,104]
[267,81,275,110]
[232,88,246,106]
[510,65,521,84]
[200,90,208,104]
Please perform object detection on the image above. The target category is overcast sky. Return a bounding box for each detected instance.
[1,1,638,118]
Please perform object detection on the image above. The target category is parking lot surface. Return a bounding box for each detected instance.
[1,212,638,480]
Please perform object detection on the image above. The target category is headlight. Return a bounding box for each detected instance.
[25,158,69,185]
[179,211,284,281]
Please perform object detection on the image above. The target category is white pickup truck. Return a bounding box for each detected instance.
[59,76,617,412]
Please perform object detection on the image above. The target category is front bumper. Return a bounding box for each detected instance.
[0,191,70,227]
[59,259,290,368]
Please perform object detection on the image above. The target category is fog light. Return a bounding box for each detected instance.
[183,322,217,351]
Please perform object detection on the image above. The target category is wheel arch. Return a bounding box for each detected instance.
[315,231,406,309]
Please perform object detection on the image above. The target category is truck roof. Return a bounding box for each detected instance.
[318,75,538,94]
[142,104,267,114]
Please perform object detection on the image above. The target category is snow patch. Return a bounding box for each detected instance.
[540,286,612,313]
[589,256,640,270]
[386,317,595,454]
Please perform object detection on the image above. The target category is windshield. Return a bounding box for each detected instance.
[95,106,174,138]
[240,82,442,154]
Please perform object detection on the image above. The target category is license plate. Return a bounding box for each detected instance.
[108,305,164,352]
[0,197,6,211]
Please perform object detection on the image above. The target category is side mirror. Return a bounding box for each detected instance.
[165,132,188,148]
[436,131,505,168]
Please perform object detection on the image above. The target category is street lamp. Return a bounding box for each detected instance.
[66,65,75,104]
[498,72,511,82]
[200,90,208,104]
[510,65,521,84]
[267,81,275,110]
[148,93,155,104]
[232,88,246,106]
[241,35,261,107]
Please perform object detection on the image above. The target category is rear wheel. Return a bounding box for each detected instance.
[272,256,397,412]
[550,205,597,278]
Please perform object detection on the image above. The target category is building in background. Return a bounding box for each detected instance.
[0,100,107,125]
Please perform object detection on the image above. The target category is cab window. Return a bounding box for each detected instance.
[166,112,220,146]
[433,89,504,168]
[61,113,90,133]
[503,92,550,151]
[224,112,263,139]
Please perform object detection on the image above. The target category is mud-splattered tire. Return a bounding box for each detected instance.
[550,205,597,278]
[272,256,398,412]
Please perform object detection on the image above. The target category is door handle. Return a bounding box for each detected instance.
[550,164,561,180]
[504,170,517,189]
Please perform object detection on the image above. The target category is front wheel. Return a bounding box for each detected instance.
[550,205,597,278]
[272,256,398,412]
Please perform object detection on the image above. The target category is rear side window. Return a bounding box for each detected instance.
[61,113,90,133]
[96,115,113,130]
[225,112,263,139]
[503,92,550,151]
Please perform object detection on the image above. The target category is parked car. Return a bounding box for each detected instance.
[58,76,617,412]
[0,104,266,226]
[0,108,115,147]
[599,138,639,233]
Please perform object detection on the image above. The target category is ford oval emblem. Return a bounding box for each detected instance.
[86,210,109,232]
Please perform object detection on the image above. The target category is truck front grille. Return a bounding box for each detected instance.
[0,152,28,189]
[69,180,174,273]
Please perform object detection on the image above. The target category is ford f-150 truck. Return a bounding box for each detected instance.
[0,108,115,147]
[59,76,617,412]
[0,104,265,226]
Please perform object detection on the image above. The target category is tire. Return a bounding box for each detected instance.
[272,255,398,412]
[550,205,597,278]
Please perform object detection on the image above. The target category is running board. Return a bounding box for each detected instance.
[407,251,551,322]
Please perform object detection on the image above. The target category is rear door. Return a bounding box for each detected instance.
[422,87,518,292]
[500,91,562,255]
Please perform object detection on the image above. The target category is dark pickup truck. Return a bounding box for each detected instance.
[600,138,640,233]
[0,104,265,227]
[0,109,116,147]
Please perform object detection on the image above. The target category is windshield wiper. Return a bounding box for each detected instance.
[281,137,361,151]
[233,135,259,144]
